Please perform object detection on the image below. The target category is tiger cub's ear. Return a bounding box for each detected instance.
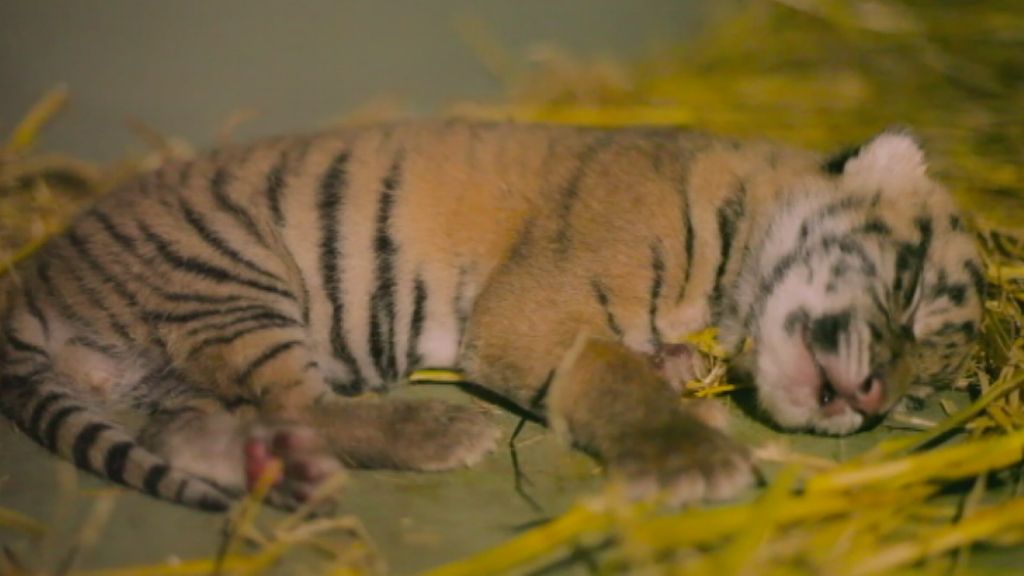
[824,130,929,192]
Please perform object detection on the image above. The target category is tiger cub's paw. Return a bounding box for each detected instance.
[245,423,346,509]
[606,416,755,506]
[650,343,707,392]
[386,400,501,472]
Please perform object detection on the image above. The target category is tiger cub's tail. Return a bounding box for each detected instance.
[0,379,233,512]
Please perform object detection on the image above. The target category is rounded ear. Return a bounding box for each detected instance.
[823,129,929,191]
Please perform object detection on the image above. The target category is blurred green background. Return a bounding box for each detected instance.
[0,0,700,161]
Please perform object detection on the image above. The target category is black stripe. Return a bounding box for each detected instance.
[555,136,611,254]
[150,289,245,306]
[406,275,427,374]
[808,310,851,353]
[137,220,294,300]
[51,247,133,341]
[506,218,536,263]
[926,269,969,307]
[66,229,143,311]
[648,242,666,346]
[710,184,747,319]
[318,151,364,383]
[210,166,268,246]
[179,197,283,283]
[297,265,311,326]
[197,493,230,512]
[743,233,876,336]
[186,318,300,359]
[44,405,82,451]
[858,218,893,237]
[4,329,48,359]
[797,196,869,245]
[591,279,623,338]
[3,367,48,387]
[784,308,810,336]
[821,235,877,276]
[104,441,134,484]
[868,285,890,321]
[89,211,247,306]
[72,422,111,469]
[88,209,141,258]
[151,404,206,420]
[143,464,170,496]
[184,309,299,338]
[677,187,695,303]
[237,340,302,386]
[934,320,977,339]
[144,303,280,326]
[65,335,121,356]
[964,259,986,302]
[173,478,189,503]
[27,391,64,438]
[21,280,49,338]
[369,154,403,382]
[990,232,1014,259]
[894,217,933,310]
[529,371,555,411]
[223,395,258,410]
[36,258,100,333]
[265,148,292,226]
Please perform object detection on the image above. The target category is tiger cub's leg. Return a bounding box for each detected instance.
[138,395,344,508]
[173,316,497,476]
[169,314,330,416]
[163,318,349,506]
[302,396,500,471]
[461,271,754,504]
[548,336,754,504]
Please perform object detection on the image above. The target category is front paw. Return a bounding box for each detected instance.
[650,343,707,392]
[604,417,755,506]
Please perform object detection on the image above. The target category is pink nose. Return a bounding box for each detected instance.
[848,377,884,414]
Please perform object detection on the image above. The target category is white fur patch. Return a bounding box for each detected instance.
[841,132,927,192]
[417,323,461,367]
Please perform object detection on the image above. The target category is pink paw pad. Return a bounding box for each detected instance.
[243,425,344,506]
[651,343,704,391]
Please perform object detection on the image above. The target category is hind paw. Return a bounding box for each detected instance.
[408,401,501,471]
[371,400,501,471]
[245,424,345,507]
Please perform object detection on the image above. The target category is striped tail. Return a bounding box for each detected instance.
[0,379,234,512]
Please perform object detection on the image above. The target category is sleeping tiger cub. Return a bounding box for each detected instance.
[0,122,983,510]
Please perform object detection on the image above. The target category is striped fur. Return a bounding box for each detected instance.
[0,122,983,509]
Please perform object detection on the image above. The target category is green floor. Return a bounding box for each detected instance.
[1,384,1022,574]
[0,385,598,574]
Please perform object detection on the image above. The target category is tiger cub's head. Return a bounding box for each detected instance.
[745,131,984,435]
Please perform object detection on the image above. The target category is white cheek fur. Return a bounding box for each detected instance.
[754,276,823,428]
[752,261,870,435]
[811,410,864,435]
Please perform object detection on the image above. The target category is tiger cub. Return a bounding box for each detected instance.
[0,122,983,510]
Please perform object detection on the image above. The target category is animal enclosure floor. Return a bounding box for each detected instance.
[0,385,1021,574]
